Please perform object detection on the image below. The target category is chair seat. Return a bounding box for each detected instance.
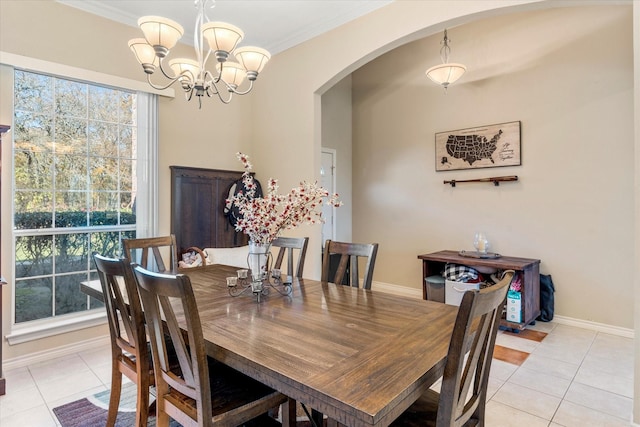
[210,358,284,415]
[162,357,286,425]
[389,390,440,426]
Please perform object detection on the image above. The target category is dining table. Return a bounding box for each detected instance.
[81,264,458,427]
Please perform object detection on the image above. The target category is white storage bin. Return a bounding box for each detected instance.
[445,280,480,306]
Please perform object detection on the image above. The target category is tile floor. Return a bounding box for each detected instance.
[0,321,633,426]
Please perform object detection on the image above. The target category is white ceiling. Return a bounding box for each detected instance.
[57,0,393,55]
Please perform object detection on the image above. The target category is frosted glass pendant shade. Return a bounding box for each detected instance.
[425,63,467,88]
[138,16,184,50]
[234,46,271,74]
[128,38,158,66]
[218,62,247,87]
[202,22,244,54]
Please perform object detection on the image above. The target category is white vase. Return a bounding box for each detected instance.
[248,241,271,283]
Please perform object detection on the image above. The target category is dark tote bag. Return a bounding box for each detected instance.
[537,274,555,322]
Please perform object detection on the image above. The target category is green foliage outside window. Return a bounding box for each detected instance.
[13,69,139,325]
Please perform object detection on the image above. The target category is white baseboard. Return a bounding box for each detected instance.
[372,280,423,299]
[4,334,110,371]
[552,315,634,339]
[371,281,634,339]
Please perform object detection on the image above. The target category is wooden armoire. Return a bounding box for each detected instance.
[170,166,249,255]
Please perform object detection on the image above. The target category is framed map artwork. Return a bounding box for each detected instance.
[435,121,521,172]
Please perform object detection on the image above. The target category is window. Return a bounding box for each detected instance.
[12,69,141,324]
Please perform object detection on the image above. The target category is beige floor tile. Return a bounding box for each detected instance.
[580,353,633,380]
[28,354,91,384]
[3,366,37,392]
[0,404,58,427]
[531,341,589,365]
[520,353,579,380]
[563,382,631,421]
[492,381,561,420]
[489,359,519,381]
[91,361,114,386]
[508,366,571,398]
[486,376,504,400]
[573,366,633,399]
[591,333,633,354]
[485,400,550,427]
[551,325,597,341]
[495,332,541,353]
[37,369,104,403]
[77,341,112,367]
[552,400,631,427]
[526,321,557,334]
[0,384,46,419]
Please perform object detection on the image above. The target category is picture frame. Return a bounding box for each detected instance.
[435,121,521,172]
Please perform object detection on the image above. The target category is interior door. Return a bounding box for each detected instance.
[320,149,336,247]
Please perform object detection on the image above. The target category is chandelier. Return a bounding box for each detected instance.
[425,29,466,91]
[128,0,270,107]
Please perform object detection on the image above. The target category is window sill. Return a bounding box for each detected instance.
[6,312,107,345]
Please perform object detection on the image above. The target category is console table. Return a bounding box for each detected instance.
[418,250,541,330]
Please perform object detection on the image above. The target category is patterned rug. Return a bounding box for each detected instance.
[52,382,177,427]
[53,381,318,427]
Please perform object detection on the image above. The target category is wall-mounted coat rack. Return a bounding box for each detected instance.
[444,175,518,187]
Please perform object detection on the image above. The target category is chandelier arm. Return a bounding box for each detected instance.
[229,80,255,96]
[200,71,232,103]
[146,73,186,91]
[209,63,250,95]
[157,59,181,81]
[211,86,234,104]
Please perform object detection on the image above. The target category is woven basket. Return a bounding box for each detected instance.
[181,247,208,268]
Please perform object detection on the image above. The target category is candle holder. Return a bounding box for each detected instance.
[473,232,489,254]
[228,255,292,303]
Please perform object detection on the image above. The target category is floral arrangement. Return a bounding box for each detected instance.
[228,152,342,246]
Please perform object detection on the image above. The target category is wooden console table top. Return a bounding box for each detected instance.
[418,250,540,270]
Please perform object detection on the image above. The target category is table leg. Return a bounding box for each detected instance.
[281,398,296,427]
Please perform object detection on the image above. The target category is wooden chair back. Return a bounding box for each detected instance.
[390,270,514,427]
[321,240,379,289]
[122,235,177,273]
[93,253,153,427]
[272,236,309,278]
[133,265,290,427]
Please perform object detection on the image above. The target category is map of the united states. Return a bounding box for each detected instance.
[446,129,503,165]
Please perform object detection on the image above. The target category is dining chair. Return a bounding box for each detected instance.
[122,235,178,273]
[321,240,379,289]
[389,270,515,427]
[271,236,309,278]
[132,265,293,427]
[93,253,154,427]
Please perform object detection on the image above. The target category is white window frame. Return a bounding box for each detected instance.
[0,53,161,344]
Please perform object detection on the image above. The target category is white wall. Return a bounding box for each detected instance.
[249,0,552,280]
[321,76,353,243]
[351,5,634,328]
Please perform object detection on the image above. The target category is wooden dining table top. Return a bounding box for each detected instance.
[82,264,458,427]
